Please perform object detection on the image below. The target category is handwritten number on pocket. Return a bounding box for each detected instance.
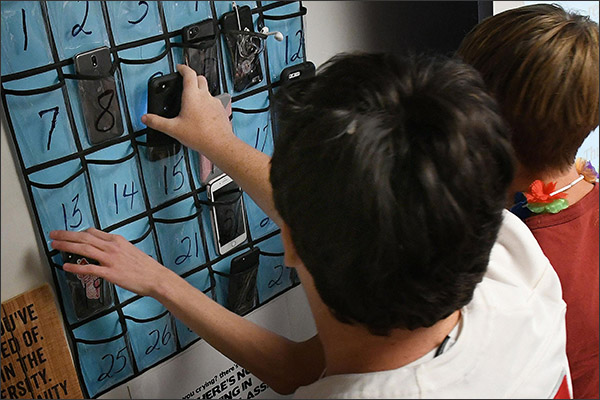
[268,264,284,288]
[38,106,59,151]
[72,1,92,37]
[97,347,128,382]
[96,90,116,133]
[175,232,199,265]
[62,193,83,230]
[254,124,269,152]
[127,1,149,25]
[162,155,185,195]
[145,323,172,355]
[113,182,139,215]
[21,8,28,51]
[285,30,304,64]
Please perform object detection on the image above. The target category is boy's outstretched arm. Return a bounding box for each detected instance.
[50,228,324,394]
[142,63,282,227]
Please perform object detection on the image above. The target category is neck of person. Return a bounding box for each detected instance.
[296,264,461,378]
[507,162,595,208]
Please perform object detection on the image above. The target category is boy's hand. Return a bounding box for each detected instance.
[141,64,234,153]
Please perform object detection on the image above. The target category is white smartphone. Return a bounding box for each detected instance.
[207,173,248,255]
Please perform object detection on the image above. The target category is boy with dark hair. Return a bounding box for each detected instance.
[50,53,570,397]
[458,5,599,398]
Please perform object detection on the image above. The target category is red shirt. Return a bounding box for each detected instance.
[525,184,599,399]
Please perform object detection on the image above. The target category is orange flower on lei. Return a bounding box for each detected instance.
[524,180,568,204]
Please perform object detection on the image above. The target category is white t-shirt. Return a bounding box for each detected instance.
[294,211,571,399]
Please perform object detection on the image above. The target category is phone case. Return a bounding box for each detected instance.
[280,61,316,86]
[182,19,220,96]
[207,174,247,255]
[146,73,183,161]
[228,247,260,315]
[74,46,124,145]
[219,5,263,92]
[61,251,114,320]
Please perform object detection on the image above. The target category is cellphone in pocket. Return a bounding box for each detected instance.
[146,72,183,161]
[220,4,263,92]
[73,46,124,145]
[182,19,220,96]
[228,247,260,315]
[60,251,114,320]
[207,173,248,255]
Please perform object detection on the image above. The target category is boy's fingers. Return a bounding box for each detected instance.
[142,113,176,134]
[62,262,105,279]
[49,230,105,250]
[177,63,201,90]
[51,240,106,265]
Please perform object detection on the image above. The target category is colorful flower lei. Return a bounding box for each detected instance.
[512,158,598,217]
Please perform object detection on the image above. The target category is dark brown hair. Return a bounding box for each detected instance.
[458,4,599,174]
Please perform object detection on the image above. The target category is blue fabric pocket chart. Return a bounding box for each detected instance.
[1,2,306,397]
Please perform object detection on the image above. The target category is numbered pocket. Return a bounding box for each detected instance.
[3,71,78,169]
[175,268,213,348]
[118,41,171,133]
[255,234,293,303]
[262,2,306,82]
[153,198,207,275]
[72,312,134,398]
[231,93,278,240]
[86,142,146,229]
[123,296,176,372]
[0,2,54,75]
[162,1,212,32]
[138,145,192,208]
[62,61,129,150]
[212,246,259,316]
[106,1,162,46]
[110,218,159,303]
[46,1,109,61]
[29,159,95,250]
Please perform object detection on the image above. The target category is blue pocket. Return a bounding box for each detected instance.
[46,1,110,61]
[118,41,171,133]
[175,268,213,348]
[255,234,293,303]
[62,61,130,150]
[231,92,277,240]
[162,1,212,32]
[262,2,306,82]
[86,142,146,229]
[153,198,207,275]
[106,1,163,46]
[0,2,54,75]
[138,146,192,208]
[73,312,134,398]
[3,71,77,169]
[123,297,176,372]
[29,159,95,251]
[110,218,159,303]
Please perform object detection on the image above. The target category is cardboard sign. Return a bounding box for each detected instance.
[1,284,82,399]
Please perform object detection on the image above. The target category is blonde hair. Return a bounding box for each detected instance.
[458,4,599,174]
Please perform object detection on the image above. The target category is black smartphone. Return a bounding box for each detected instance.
[182,19,220,96]
[279,61,316,86]
[220,5,263,92]
[73,46,124,144]
[146,73,183,161]
[207,173,248,255]
[60,251,114,320]
[228,247,260,315]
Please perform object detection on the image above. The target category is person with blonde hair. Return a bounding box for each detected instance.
[458,4,599,398]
